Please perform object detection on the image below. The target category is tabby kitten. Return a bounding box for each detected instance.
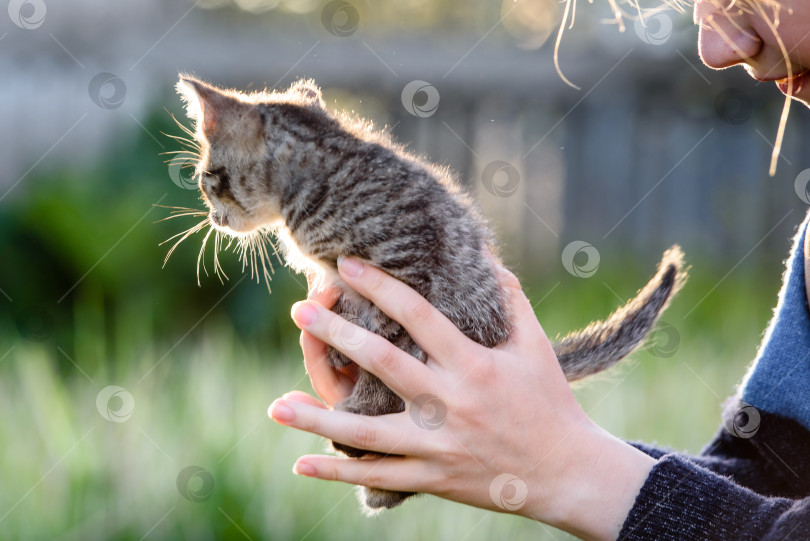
[173,76,686,512]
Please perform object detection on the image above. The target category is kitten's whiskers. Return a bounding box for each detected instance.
[155,204,203,212]
[197,227,214,286]
[162,216,210,268]
[228,229,276,293]
[213,230,229,284]
[165,108,199,141]
[154,210,207,223]
[160,149,200,158]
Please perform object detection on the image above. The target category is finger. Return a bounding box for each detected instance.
[291,301,437,401]
[336,257,476,366]
[292,454,433,494]
[496,265,533,328]
[483,251,536,334]
[269,399,431,457]
[282,390,328,409]
[496,267,556,358]
[301,330,354,407]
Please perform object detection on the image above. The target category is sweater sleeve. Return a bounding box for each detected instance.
[618,454,810,541]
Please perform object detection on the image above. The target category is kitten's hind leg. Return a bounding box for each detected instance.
[326,294,406,437]
[329,362,405,456]
[325,295,418,510]
[328,350,416,511]
[359,485,416,513]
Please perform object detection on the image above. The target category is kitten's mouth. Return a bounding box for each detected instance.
[210,211,229,228]
[209,207,264,235]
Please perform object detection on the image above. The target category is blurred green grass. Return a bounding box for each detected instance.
[0,104,783,539]
[0,271,772,540]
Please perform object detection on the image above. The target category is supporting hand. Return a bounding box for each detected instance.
[271,258,654,540]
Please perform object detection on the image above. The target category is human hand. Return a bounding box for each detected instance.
[299,272,354,407]
[270,259,655,540]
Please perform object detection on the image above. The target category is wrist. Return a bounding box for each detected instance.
[524,421,656,541]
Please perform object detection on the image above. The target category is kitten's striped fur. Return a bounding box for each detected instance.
[175,77,686,512]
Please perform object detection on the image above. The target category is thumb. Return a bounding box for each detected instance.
[494,264,555,356]
[484,250,543,339]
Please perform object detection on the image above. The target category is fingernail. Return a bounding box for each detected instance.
[338,256,363,278]
[269,400,295,423]
[291,301,317,327]
[294,460,317,477]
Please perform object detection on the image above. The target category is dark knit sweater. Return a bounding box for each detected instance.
[617,212,810,541]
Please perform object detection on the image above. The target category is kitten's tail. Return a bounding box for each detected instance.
[553,246,687,381]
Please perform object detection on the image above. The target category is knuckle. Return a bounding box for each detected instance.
[471,361,498,387]
[429,434,457,457]
[465,343,493,368]
[351,422,378,450]
[437,464,464,494]
[456,341,481,364]
[404,298,433,325]
[372,344,399,375]
[324,465,341,482]
[365,269,387,294]
[360,472,384,488]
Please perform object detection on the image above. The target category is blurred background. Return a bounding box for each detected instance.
[2,0,809,539]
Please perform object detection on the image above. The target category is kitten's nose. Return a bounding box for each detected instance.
[201,176,216,196]
[694,0,762,69]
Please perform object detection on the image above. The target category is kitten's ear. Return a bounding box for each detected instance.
[177,77,221,137]
[289,79,325,109]
[177,76,260,142]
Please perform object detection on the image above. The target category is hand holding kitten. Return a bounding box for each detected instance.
[270,258,655,541]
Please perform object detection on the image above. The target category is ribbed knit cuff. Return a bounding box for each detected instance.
[626,441,670,460]
[618,454,791,541]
